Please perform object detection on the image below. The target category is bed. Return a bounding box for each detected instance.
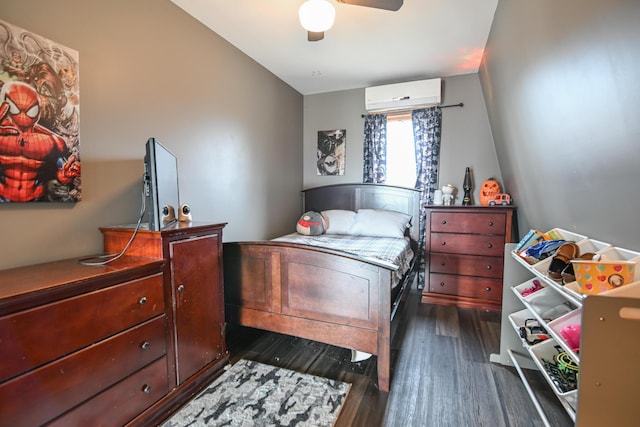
[222,183,421,392]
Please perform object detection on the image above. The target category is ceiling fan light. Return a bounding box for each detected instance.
[299,0,336,33]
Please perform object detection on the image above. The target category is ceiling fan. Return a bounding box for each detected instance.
[299,0,404,42]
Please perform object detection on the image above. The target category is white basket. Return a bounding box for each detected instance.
[526,287,575,321]
[508,307,553,347]
[576,238,612,255]
[529,339,579,403]
[513,278,546,301]
[513,228,587,264]
[599,246,640,262]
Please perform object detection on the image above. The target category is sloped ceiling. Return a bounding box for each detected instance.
[171,0,499,95]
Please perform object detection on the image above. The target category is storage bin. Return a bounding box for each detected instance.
[509,307,551,346]
[529,339,579,404]
[513,228,587,264]
[525,287,575,321]
[513,278,546,300]
[576,238,611,256]
[572,259,636,295]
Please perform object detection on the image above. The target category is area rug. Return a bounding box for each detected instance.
[162,359,351,427]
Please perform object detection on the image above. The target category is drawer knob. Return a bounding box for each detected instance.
[141,341,151,350]
[440,261,446,266]
[441,220,447,225]
[177,284,185,293]
[488,221,494,226]
[486,265,492,270]
[485,287,491,292]
[139,296,147,305]
[142,384,152,394]
[441,241,446,246]
[440,282,445,287]
[487,243,493,249]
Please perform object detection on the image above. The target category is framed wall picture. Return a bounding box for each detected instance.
[316,129,345,176]
[0,19,81,202]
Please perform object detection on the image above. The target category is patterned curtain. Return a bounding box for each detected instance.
[412,107,442,289]
[362,113,388,183]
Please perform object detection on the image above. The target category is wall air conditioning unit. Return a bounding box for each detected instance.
[365,78,442,112]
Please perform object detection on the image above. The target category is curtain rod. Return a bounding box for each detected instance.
[360,102,463,117]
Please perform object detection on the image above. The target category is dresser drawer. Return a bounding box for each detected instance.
[0,315,167,427]
[428,273,503,302]
[429,253,503,279]
[0,273,164,381]
[48,356,169,427]
[429,232,505,257]
[430,212,506,235]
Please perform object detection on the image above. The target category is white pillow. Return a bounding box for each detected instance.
[321,209,356,235]
[349,209,412,238]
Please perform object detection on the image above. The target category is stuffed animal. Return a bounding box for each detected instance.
[296,211,327,236]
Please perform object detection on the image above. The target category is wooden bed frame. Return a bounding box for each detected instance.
[223,183,421,391]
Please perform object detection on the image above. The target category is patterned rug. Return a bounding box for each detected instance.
[162,359,351,427]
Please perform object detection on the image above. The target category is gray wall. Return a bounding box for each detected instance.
[480,0,640,247]
[303,74,502,206]
[1,0,303,270]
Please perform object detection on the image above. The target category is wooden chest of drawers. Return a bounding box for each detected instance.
[1,223,229,426]
[0,257,166,427]
[422,206,516,311]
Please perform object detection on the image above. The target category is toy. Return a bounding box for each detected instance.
[518,318,550,345]
[479,177,501,206]
[489,193,511,206]
[560,323,581,351]
[296,211,327,235]
[441,184,455,205]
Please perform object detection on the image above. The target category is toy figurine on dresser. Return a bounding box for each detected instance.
[441,184,455,205]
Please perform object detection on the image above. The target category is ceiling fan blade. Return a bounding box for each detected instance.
[308,31,324,42]
[337,0,403,11]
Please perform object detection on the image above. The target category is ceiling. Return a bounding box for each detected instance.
[170,0,499,95]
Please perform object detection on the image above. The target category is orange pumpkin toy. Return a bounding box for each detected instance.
[479,178,501,206]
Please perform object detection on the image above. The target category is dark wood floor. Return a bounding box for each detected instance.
[225,287,574,427]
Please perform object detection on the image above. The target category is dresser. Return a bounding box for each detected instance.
[0,222,229,426]
[422,206,516,311]
[101,221,229,425]
[0,256,166,426]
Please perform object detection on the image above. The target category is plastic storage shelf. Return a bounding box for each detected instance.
[493,228,640,426]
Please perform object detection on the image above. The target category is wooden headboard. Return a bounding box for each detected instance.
[302,183,421,243]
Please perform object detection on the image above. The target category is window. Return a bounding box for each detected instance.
[385,113,416,188]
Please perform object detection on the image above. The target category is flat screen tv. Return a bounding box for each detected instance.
[144,137,180,231]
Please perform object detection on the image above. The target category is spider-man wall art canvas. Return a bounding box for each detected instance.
[0,19,80,202]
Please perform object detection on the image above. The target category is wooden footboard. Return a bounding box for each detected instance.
[223,241,404,391]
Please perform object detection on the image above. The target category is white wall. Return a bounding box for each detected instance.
[481,0,640,247]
